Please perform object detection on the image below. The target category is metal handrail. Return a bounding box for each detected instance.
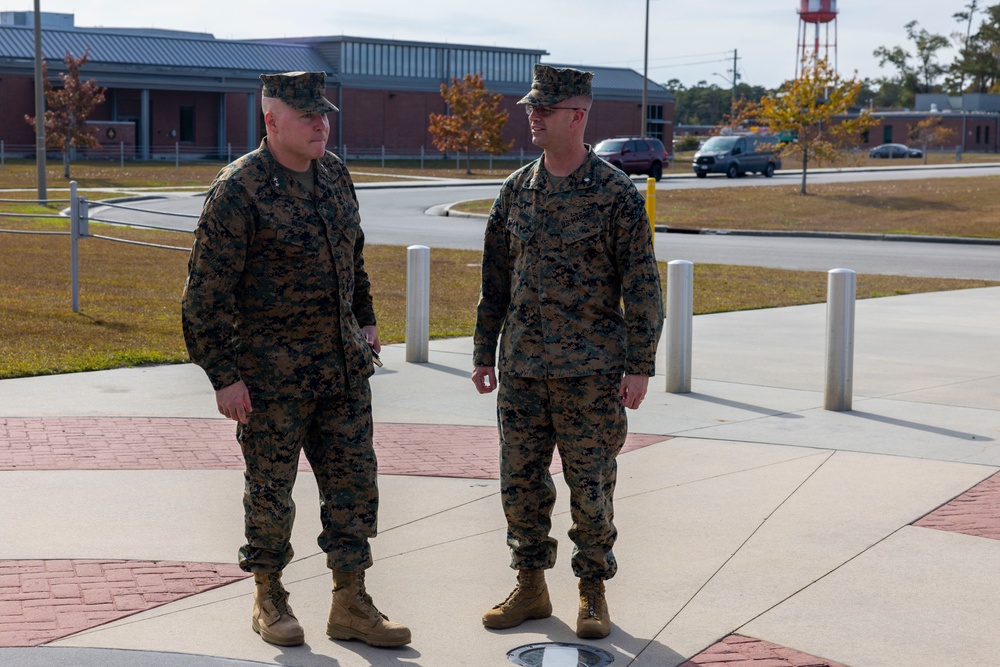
[95,200,200,219]
[0,211,67,219]
[87,214,195,234]
[89,234,190,252]
[0,228,69,235]
[0,198,71,203]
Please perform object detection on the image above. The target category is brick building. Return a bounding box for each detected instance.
[0,11,674,160]
[861,94,1000,154]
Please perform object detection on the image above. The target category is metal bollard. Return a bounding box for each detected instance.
[825,268,856,411]
[70,181,80,313]
[406,245,430,363]
[665,260,693,393]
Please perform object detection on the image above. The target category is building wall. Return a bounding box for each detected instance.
[0,74,40,147]
[333,87,672,155]
[224,90,258,155]
[854,114,1000,153]
[1,72,674,159]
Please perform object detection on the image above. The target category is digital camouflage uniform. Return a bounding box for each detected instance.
[474,145,664,581]
[181,132,379,575]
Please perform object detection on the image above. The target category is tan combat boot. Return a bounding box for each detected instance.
[327,570,411,647]
[576,577,611,639]
[482,569,553,629]
[251,572,305,646]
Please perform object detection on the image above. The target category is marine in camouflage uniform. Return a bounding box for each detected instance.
[472,65,663,639]
[182,71,409,648]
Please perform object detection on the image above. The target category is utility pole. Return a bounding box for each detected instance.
[731,49,740,101]
[33,0,47,201]
[641,0,649,137]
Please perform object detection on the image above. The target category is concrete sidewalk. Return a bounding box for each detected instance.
[2,286,999,666]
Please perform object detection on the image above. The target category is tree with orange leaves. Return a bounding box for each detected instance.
[908,116,956,164]
[428,73,513,174]
[757,58,875,195]
[25,47,106,180]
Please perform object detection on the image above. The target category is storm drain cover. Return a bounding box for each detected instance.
[507,642,614,667]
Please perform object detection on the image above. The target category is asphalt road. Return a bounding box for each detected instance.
[87,164,1000,281]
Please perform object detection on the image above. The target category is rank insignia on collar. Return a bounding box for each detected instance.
[273,176,280,188]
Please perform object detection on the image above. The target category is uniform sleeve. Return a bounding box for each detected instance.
[345,173,376,328]
[180,180,251,391]
[613,188,664,376]
[472,184,513,367]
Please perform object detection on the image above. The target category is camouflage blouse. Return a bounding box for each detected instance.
[474,149,663,379]
[182,140,376,399]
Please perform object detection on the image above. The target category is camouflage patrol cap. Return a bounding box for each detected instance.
[518,64,593,106]
[260,71,338,113]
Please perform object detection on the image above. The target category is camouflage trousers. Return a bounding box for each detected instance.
[497,373,627,580]
[236,380,378,574]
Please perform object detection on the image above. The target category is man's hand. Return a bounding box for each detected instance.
[216,380,253,424]
[363,325,381,354]
[620,374,649,410]
[472,365,497,394]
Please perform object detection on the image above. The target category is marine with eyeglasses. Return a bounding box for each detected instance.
[471,64,663,640]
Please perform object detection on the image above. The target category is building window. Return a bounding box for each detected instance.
[976,125,982,144]
[179,106,195,142]
[986,125,991,145]
[862,130,870,144]
[646,104,664,140]
[883,126,892,143]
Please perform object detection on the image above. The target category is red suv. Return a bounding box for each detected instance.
[594,137,671,181]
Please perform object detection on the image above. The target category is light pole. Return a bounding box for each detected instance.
[641,0,649,137]
[33,0,47,201]
[712,72,736,102]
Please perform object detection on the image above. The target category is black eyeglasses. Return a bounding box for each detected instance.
[524,105,586,117]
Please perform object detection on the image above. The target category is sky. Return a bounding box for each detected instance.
[6,0,983,89]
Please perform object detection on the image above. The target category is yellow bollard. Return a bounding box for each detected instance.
[645,177,656,246]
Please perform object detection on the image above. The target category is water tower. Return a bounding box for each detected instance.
[796,0,838,76]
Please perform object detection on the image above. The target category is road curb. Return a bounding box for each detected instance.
[657,227,1000,246]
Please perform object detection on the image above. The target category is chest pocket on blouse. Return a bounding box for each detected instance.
[506,194,539,245]
[250,220,319,266]
[277,223,320,253]
[560,206,605,247]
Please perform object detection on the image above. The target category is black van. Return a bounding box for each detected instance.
[692,134,781,178]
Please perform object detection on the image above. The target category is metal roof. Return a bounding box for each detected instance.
[0,24,329,73]
[0,22,669,102]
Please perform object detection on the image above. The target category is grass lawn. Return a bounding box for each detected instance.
[2,159,998,379]
[449,175,1000,240]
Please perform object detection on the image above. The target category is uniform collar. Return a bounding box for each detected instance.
[259,138,341,198]
[526,145,599,192]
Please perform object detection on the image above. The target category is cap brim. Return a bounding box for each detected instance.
[288,98,339,114]
[517,91,569,107]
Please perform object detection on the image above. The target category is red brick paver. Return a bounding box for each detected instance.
[681,634,848,667]
[913,470,1000,540]
[0,560,248,647]
[0,418,671,648]
[0,418,669,479]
